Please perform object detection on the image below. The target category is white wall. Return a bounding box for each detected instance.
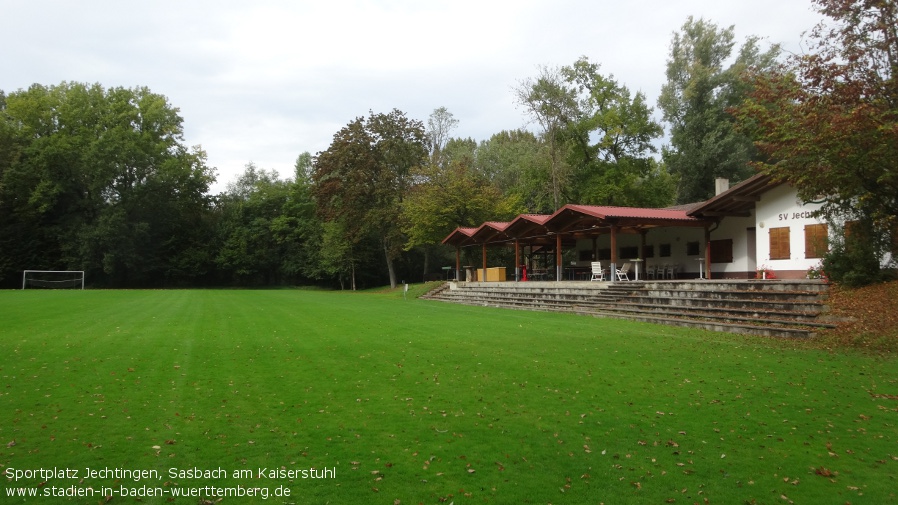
[754,183,826,277]
[708,212,756,277]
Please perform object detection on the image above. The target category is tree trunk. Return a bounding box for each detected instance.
[383,239,397,289]
[349,245,356,291]
[422,246,430,282]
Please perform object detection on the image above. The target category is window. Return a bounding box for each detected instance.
[686,241,700,256]
[620,246,639,259]
[804,223,828,259]
[769,227,791,260]
[597,248,611,260]
[710,239,733,263]
[659,243,671,257]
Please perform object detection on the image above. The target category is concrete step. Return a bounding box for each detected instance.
[436,287,825,315]
[436,291,831,328]
[424,280,832,338]
[429,296,824,338]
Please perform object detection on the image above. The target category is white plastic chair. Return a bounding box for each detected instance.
[616,262,631,281]
[590,262,605,281]
[665,264,678,279]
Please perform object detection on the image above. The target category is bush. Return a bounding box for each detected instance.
[822,224,888,287]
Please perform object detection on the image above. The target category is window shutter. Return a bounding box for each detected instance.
[804,223,828,259]
[769,227,790,260]
[710,239,733,263]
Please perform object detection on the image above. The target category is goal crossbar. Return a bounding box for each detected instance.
[22,270,85,290]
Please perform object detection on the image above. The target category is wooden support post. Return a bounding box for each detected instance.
[704,226,712,279]
[639,229,648,281]
[639,230,647,259]
[481,243,487,282]
[610,226,618,264]
[610,225,618,282]
[455,247,461,282]
[556,233,563,281]
[514,240,521,282]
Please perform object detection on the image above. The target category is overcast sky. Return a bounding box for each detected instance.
[2,0,825,193]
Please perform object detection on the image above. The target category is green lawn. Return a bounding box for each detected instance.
[1,288,896,504]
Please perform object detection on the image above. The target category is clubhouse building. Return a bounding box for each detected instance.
[442,173,873,282]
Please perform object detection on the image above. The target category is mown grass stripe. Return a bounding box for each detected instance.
[1,289,895,504]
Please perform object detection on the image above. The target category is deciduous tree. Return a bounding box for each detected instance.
[312,109,428,289]
[735,0,898,283]
[401,159,521,251]
[515,66,576,210]
[426,106,459,165]
[0,82,215,287]
[474,130,549,213]
[659,17,780,203]
[560,57,669,207]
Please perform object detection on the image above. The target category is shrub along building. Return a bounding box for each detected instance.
[443,173,844,282]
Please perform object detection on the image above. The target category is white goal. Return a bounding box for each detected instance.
[22,270,85,290]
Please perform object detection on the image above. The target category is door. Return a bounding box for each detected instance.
[746,227,757,276]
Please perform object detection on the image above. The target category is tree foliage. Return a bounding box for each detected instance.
[312,109,428,289]
[427,106,459,165]
[474,130,550,213]
[215,163,318,285]
[514,66,576,210]
[735,0,898,282]
[515,58,671,210]
[401,158,522,251]
[560,57,669,207]
[0,82,215,287]
[659,17,780,203]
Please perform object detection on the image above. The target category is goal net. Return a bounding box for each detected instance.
[22,270,85,290]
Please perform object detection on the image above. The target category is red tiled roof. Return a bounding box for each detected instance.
[481,221,511,231]
[516,214,551,224]
[561,204,703,222]
[687,173,777,218]
[440,227,478,245]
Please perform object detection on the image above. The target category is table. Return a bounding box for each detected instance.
[630,258,643,281]
[696,257,706,279]
[566,267,589,280]
[529,269,548,281]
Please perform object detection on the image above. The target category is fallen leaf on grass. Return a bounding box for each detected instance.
[814,467,835,477]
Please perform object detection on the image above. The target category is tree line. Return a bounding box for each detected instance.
[1,1,894,288]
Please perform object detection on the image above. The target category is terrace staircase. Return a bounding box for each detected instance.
[421,280,836,338]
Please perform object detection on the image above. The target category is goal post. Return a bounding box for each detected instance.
[22,270,85,290]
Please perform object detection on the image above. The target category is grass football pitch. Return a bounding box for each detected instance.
[1,288,897,504]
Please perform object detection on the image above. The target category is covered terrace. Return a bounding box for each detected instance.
[442,204,716,282]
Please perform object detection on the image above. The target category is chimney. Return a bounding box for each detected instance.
[715,178,730,195]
